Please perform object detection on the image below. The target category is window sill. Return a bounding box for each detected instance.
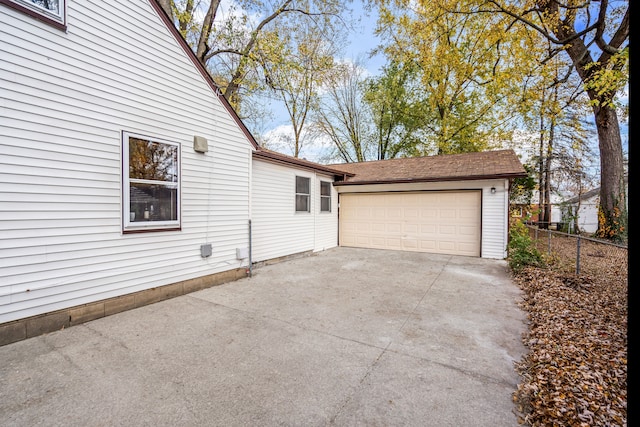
[123,226,181,234]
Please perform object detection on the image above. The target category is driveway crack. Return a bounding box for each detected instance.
[327,341,392,426]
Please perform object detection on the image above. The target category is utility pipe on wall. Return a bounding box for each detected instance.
[248,219,252,277]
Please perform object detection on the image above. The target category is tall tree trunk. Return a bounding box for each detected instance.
[195,0,220,62]
[537,109,545,228]
[538,2,628,240]
[544,119,554,229]
[594,105,627,240]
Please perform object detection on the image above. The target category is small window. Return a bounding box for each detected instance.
[295,176,310,212]
[123,132,180,231]
[320,181,331,212]
[4,0,66,28]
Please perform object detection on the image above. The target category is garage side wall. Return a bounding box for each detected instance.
[335,179,509,259]
[251,160,338,262]
[481,179,510,259]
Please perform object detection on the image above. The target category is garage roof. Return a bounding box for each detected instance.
[329,149,527,186]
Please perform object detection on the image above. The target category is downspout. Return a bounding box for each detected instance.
[248,147,253,277]
[248,219,252,277]
[313,172,317,252]
[505,178,510,258]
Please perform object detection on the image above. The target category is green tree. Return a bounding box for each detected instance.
[363,62,428,159]
[425,0,629,241]
[264,23,338,157]
[372,0,533,155]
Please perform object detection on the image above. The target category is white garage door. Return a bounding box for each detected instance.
[339,191,481,257]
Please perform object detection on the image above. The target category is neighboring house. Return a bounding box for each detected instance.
[560,176,628,234]
[510,187,567,230]
[0,0,526,346]
[561,188,601,234]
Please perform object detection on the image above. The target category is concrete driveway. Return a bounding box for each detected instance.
[0,247,527,426]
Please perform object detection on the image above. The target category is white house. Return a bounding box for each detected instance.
[560,176,628,234]
[0,0,526,346]
[1,0,250,342]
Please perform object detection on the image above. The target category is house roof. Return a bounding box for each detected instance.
[564,187,601,205]
[252,148,356,178]
[328,149,527,186]
[564,175,628,205]
[150,1,259,150]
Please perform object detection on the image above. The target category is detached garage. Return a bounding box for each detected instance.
[330,150,527,259]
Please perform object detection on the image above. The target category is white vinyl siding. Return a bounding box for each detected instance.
[251,159,338,262]
[0,0,253,323]
[336,179,509,259]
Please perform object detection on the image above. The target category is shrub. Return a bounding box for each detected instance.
[507,220,543,272]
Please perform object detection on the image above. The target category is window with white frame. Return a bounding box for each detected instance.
[4,0,66,27]
[123,132,180,231]
[320,181,331,212]
[295,176,310,212]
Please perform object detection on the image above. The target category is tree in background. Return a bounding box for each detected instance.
[311,59,373,162]
[363,62,429,159]
[158,0,350,114]
[263,23,338,157]
[372,0,533,155]
[426,0,628,241]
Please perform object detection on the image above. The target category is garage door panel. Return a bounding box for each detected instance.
[439,209,457,218]
[459,226,477,236]
[403,239,418,249]
[356,207,371,218]
[420,240,437,250]
[405,223,419,233]
[339,191,481,257]
[386,238,402,248]
[405,208,419,218]
[387,223,402,233]
[459,208,477,218]
[357,223,370,232]
[388,208,402,218]
[421,209,438,219]
[439,225,456,234]
[420,224,437,234]
[438,241,456,251]
[371,223,386,232]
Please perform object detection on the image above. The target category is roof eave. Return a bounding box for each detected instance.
[252,150,356,178]
[332,173,527,186]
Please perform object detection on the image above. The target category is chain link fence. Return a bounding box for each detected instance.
[526,225,628,277]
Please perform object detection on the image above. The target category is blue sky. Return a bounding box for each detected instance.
[262,0,384,137]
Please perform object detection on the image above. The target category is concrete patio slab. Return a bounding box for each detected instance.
[0,247,528,426]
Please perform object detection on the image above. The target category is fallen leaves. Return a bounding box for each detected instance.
[511,239,627,427]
